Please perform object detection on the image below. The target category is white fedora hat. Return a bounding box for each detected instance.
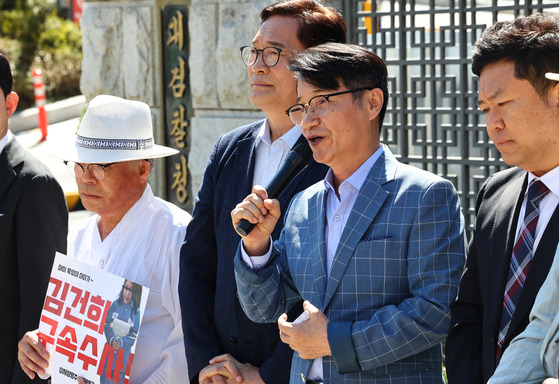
[49,95,178,163]
[545,72,559,81]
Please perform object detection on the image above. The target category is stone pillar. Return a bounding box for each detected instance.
[187,0,272,202]
[79,0,341,210]
[80,0,271,211]
[80,0,165,201]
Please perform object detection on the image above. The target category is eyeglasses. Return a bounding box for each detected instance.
[64,161,117,180]
[239,45,292,67]
[285,87,373,125]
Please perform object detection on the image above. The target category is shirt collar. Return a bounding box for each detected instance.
[255,118,302,149]
[528,165,559,198]
[0,129,13,155]
[324,144,385,195]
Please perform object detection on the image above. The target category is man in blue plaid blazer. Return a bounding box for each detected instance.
[231,43,466,383]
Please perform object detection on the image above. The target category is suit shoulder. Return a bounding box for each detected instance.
[289,180,324,207]
[206,120,263,164]
[481,166,523,189]
[21,154,56,179]
[283,181,323,225]
[470,166,524,209]
[395,162,456,190]
[7,141,59,183]
[215,120,264,148]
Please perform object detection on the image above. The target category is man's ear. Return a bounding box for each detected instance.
[5,91,19,119]
[139,160,151,182]
[367,88,384,121]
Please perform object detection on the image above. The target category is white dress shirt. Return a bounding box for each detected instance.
[243,145,385,380]
[0,129,13,154]
[70,185,191,383]
[513,166,559,252]
[245,120,302,270]
[252,119,302,187]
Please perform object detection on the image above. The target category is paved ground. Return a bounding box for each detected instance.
[14,115,95,240]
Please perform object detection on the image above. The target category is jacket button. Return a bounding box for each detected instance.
[228,338,237,345]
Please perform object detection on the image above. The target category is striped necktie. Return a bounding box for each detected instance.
[496,179,550,360]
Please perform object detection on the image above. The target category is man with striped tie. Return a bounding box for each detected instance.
[446,13,559,384]
[487,69,559,384]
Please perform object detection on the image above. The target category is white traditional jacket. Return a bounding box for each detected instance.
[70,185,191,383]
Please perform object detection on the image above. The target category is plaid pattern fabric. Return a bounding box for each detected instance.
[496,179,550,360]
[235,148,466,383]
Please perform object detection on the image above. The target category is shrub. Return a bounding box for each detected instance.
[0,0,81,108]
[33,11,82,101]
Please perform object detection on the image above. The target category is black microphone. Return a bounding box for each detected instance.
[235,142,313,237]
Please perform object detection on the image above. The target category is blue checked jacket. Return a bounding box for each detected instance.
[235,147,466,383]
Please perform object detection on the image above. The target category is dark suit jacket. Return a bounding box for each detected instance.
[446,167,559,384]
[0,138,68,383]
[178,120,328,384]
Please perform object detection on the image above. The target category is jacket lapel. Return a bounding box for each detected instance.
[508,195,559,342]
[487,173,527,336]
[0,140,20,199]
[232,124,260,202]
[308,188,328,309]
[323,148,397,309]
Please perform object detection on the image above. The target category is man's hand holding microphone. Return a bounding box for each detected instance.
[232,142,313,255]
[231,184,281,256]
[230,142,332,361]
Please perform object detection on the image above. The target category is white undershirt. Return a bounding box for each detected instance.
[252,119,302,187]
[513,166,559,251]
[0,129,13,154]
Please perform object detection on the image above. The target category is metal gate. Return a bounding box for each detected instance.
[343,0,559,233]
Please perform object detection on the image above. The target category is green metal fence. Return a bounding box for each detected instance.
[344,0,559,232]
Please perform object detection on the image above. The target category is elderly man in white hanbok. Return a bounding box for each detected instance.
[17,95,190,384]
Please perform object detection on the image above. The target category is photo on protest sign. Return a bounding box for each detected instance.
[38,252,149,384]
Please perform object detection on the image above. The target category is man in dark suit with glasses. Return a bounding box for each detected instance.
[446,14,559,384]
[178,1,346,383]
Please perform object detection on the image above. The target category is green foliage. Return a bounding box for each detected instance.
[33,11,82,101]
[0,0,81,108]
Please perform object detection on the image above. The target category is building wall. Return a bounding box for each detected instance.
[79,0,271,209]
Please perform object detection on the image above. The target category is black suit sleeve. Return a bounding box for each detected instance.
[445,180,488,384]
[179,131,298,384]
[12,173,68,383]
[179,139,225,381]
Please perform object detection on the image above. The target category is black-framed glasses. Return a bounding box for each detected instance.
[64,161,118,180]
[239,45,291,67]
[285,87,373,125]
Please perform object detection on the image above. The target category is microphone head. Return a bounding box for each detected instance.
[291,142,313,162]
[263,141,314,199]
